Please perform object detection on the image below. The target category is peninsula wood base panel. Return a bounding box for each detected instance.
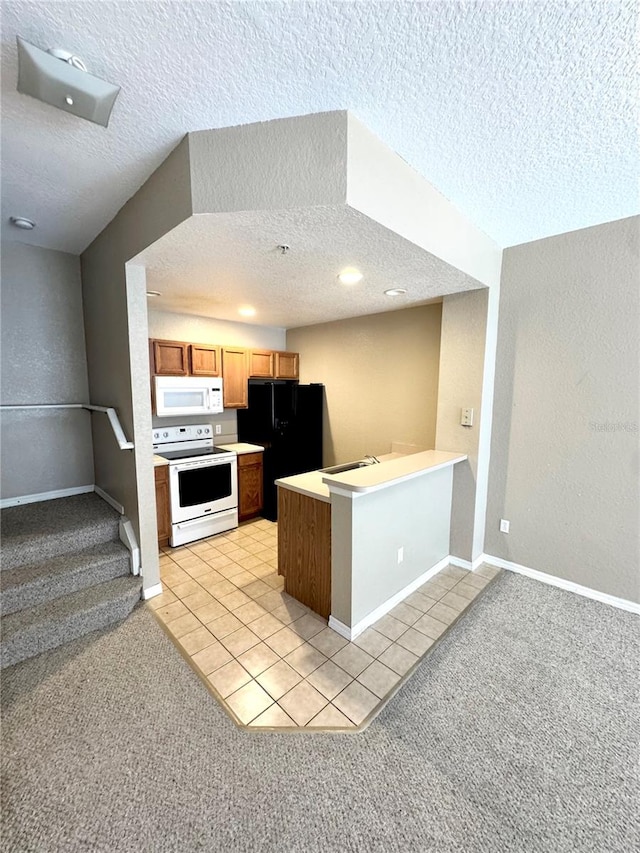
[278,488,331,619]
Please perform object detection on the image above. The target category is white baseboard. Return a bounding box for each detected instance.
[483,554,640,615]
[329,555,451,641]
[119,517,140,576]
[142,582,163,600]
[449,554,486,571]
[94,485,125,515]
[0,484,94,509]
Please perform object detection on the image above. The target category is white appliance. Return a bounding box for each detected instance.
[153,424,237,546]
[154,375,223,417]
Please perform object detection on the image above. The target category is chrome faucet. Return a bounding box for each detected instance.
[363,454,380,465]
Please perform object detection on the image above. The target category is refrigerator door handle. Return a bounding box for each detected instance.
[270,382,276,433]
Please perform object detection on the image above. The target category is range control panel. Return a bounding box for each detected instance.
[152,424,212,444]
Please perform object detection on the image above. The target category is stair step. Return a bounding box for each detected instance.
[1,576,142,669]
[1,493,121,571]
[0,541,131,616]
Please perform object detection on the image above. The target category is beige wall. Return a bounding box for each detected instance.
[287,304,442,466]
[1,242,94,499]
[485,216,640,603]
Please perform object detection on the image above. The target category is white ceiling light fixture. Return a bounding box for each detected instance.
[16,36,121,128]
[239,306,256,317]
[9,216,36,230]
[338,267,363,285]
[384,288,408,297]
[146,290,162,297]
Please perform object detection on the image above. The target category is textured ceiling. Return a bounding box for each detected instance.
[135,206,473,329]
[1,1,637,256]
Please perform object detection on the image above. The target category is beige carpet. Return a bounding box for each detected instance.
[2,573,638,852]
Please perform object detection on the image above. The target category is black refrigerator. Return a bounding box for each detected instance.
[237,381,324,521]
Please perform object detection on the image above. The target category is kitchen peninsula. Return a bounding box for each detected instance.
[276,450,467,640]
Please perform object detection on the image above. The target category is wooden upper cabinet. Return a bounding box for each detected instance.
[249,349,275,378]
[275,351,299,380]
[190,344,221,376]
[152,340,189,376]
[221,347,248,408]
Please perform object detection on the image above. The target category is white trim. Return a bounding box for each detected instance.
[450,554,485,572]
[329,555,451,641]
[328,615,355,641]
[119,517,140,576]
[0,484,93,509]
[483,554,640,615]
[142,582,163,600]
[95,485,125,515]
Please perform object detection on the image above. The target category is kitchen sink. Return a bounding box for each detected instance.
[320,460,373,475]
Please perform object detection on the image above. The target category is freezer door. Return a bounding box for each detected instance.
[237,383,275,440]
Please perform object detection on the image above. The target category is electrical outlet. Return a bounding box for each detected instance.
[461,407,474,427]
[397,547,404,564]
[215,424,222,435]
[500,519,510,533]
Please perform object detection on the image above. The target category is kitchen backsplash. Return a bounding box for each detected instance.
[151,409,238,444]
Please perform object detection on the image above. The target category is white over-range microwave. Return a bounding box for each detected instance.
[154,375,224,417]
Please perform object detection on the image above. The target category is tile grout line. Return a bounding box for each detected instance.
[152,521,502,732]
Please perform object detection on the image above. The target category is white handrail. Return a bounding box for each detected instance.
[0,403,134,450]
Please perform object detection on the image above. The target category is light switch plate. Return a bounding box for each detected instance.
[461,407,474,427]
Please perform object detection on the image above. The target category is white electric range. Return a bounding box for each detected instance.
[153,424,238,547]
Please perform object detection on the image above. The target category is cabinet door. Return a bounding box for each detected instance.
[275,351,299,380]
[190,344,221,376]
[154,466,171,547]
[221,347,248,408]
[249,349,275,378]
[238,454,264,521]
[152,340,189,376]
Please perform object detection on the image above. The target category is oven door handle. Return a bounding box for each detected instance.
[174,509,237,529]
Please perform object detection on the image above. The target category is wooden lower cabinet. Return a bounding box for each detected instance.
[154,465,171,548]
[277,487,331,619]
[238,452,263,521]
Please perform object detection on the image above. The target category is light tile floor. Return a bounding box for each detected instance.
[148,519,500,731]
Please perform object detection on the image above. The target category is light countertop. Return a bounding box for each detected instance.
[216,443,264,455]
[153,454,169,467]
[276,450,467,502]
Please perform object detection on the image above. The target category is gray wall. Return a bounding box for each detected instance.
[435,287,490,561]
[81,137,193,592]
[1,242,94,499]
[485,216,640,603]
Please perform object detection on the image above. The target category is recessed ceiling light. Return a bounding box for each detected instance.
[384,288,408,297]
[338,267,363,285]
[239,306,256,317]
[146,290,162,297]
[9,216,35,230]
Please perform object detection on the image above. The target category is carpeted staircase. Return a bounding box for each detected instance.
[1,493,141,668]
